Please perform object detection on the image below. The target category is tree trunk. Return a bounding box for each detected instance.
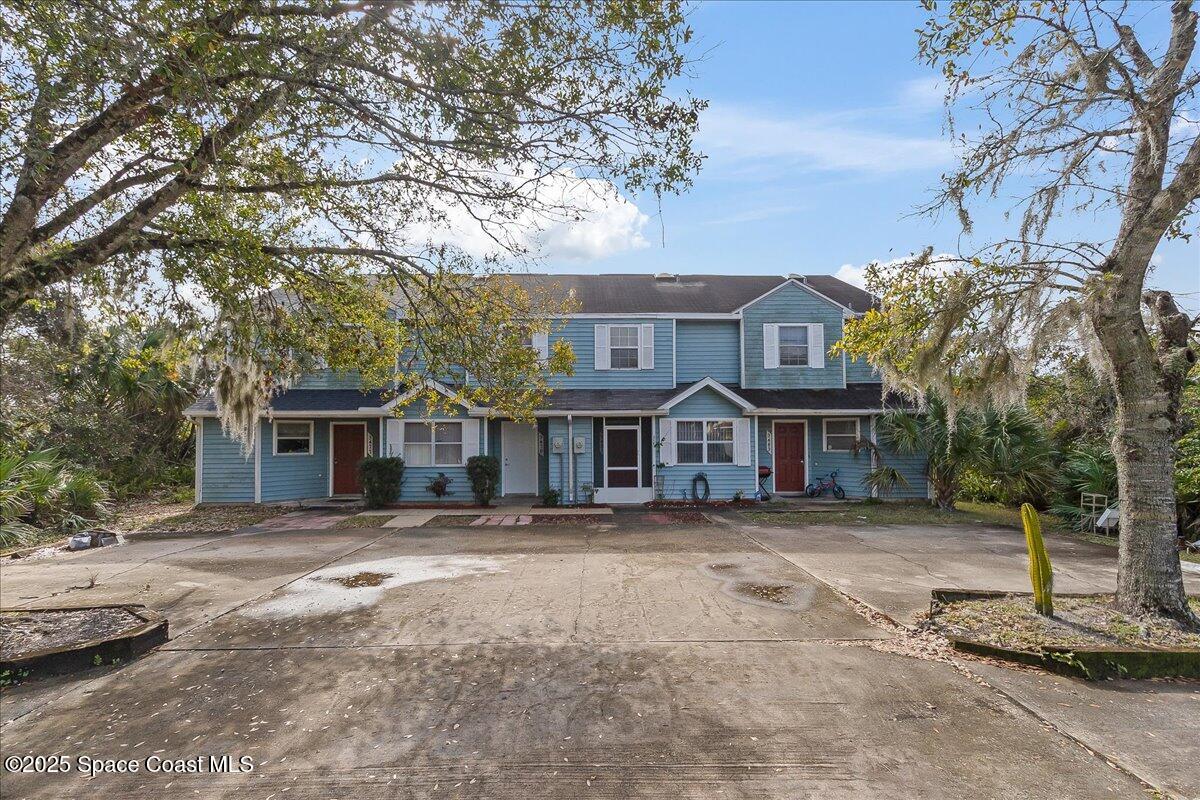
[1111,383,1193,623]
[1091,288,1196,626]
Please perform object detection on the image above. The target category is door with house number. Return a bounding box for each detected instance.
[774,422,806,493]
[332,424,366,495]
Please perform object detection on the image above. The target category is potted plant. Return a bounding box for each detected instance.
[426,472,452,498]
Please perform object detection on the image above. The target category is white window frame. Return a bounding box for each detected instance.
[273,420,314,456]
[607,324,641,370]
[403,420,466,467]
[823,418,860,452]
[674,418,735,465]
[778,324,810,368]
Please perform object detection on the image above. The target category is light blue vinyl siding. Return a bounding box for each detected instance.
[742,282,846,389]
[294,369,363,389]
[845,355,878,383]
[199,418,255,503]
[805,416,873,498]
[546,416,593,501]
[659,388,754,500]
[667,386,745,418]
[547,318,673,389]
[258,418,381,502]
[876,438,929,500]
[378,399,485,503]
[260,419,328,501]
[757,415,872,498]
[675,320,740,385]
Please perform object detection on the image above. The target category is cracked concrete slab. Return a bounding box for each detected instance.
[0,520,1153,798]
[741,519,1200,624]
[727,514,1199,799]
[0,642,1142,799]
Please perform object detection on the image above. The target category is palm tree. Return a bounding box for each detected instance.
[870,395,1055,511]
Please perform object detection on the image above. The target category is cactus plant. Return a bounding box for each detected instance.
[1021,503,1054,616]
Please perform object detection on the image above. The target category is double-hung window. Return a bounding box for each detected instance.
[823,418,859,452]
[609,325,640,369]
[778,324,809,367]
[274,421,313,455]
[676,420,735,465]
[404,421,464,466]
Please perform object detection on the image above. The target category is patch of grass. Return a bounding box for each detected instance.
[122,503,286,534]
[933,595,1200,652]
[335,514,392,529]
[743,501,964,527]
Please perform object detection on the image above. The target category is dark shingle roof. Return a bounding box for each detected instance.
[186,382,907,417]
[185,388,390,416]
[500,274,876,314]
[539,387,686,411]
[730,383,909,411]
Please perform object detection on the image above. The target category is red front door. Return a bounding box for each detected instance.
[774,422,807,492]
[332,424,366,495]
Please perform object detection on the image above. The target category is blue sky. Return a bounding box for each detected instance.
[529,1,1198,312]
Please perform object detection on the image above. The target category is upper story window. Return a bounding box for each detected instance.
[274,421,314,455]
[823,418,859,452]
[404,421,464,466]
[595,323,653,370]
[609,325,640,369]
[778,325,809,367]
[763,323,825,370]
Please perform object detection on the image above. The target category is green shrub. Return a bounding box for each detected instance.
[466,455,500,506]
[541,487,560,507]
[357,456,404,509]
[0,449,111,549]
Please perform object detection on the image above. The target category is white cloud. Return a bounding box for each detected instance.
[535,178,649,261]
[699,103,953,176]
[836,253,959,289]
[835,262,870,289]
[415,171,649,263]
[897,76,947,111]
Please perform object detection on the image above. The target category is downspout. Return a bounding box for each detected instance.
[194,419,204,503]
[869,414,879,499]
[253,419,262,504]
[567,414,575,505]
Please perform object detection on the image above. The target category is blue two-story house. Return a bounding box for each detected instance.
[185,273,927,505]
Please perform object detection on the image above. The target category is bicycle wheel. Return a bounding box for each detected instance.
[805,483,818,497]
[833,485,846,500]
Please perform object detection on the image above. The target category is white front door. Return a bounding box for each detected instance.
[501,422,538,495]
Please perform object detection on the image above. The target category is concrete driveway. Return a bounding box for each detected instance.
[736,514,1200,799]
[0,517,1151,798]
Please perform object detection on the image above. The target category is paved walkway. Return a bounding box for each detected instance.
[356,504,614,529]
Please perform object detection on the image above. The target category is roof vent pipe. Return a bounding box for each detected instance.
[654,272,677,282]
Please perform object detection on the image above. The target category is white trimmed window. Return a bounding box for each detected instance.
[404,421,464,466]
[609,325,640,369]
[676,420,735,465]
[823,418,859,452]
[778,324,809,367]
[273,421,313,455]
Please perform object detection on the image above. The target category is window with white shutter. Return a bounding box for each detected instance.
[609,325,640,369]
[778,324,809,366]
